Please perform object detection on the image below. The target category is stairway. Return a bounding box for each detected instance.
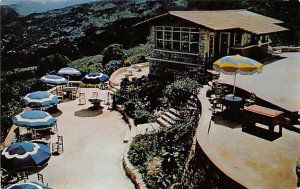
[156,108,181,128]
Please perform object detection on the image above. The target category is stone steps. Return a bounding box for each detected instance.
[157,117,172,128]
[164,111,180,121]
[169,108,181,117]
[161,114,175,125]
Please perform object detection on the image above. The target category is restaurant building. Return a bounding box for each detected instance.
[135,10,288,76]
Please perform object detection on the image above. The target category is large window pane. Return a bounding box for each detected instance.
[190,33,199,42]
[181,42,189,51]
[173,32,180,41]
[157,40,163,48]
[181,33,189,41]
[173,41,180,51]
[190,43,198,53]
[157,31,163,39]
[165,41,172,50]
[164,31,172,40]
[165,27,172,31]
[181,28,189,32]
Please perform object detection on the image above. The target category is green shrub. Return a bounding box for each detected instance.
[68,55,103,75]
[37,53,70,76]
[163,78,199,107]
[124,99,137,117]
[102,44,125,64]
[134,108,155,125]
[102,60,123,76]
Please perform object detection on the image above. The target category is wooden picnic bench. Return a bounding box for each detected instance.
[244,105,284,134]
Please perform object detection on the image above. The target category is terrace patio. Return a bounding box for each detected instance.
[11,88,135,188]
[197,52,300,189]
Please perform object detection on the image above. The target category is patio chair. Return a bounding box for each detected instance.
[78,93,86,105]
[92,91,98,99]
[56,89,64,102]
[37,173,44,184]
[57,135,64,153]
[245,93,256,106]
[69,88,78,100]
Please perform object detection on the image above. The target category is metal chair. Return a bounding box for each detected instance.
[37,173,44,184]
[92,92,98,99]
[78,93,86,105]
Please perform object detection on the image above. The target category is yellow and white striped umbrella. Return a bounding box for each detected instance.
[213,55,263,75]
[213,55,263,96]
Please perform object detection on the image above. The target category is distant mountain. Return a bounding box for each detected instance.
[2,0,103,16]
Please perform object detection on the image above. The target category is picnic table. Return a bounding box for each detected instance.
[244,105,284,134]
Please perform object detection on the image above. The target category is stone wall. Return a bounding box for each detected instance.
[198,28,209,63]
[179,142,246,189]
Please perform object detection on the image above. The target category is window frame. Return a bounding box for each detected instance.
[155,26,199,53]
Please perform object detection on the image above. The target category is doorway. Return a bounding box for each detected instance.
[219,32,230,57]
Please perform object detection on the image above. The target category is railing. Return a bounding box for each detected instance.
[150,49,202,66]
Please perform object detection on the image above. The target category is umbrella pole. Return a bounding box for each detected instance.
[233,73,237,97]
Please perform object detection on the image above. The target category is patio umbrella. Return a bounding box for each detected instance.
[1,142,51,172]
[58,67,81,76]
[22,91,59,108]
[12,110,56,129]
[213,55,263,96]
[81,72,109,84]
[40,74,68,86]
[5,182,51,189]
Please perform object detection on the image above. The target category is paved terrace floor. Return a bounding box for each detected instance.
[197,86,300,189]
[220,52,300,111]
[28,88,134,189]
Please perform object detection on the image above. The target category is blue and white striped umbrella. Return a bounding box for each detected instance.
[22,91,59,108]
[12,110,56,128]
[81,72,109,84]
[58,67,81,76]
[5,182,51,189]
[40,74,68,86]
[1,142,51,171]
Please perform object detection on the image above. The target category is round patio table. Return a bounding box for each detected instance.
[88,98,104,109]
[224,94,243,109]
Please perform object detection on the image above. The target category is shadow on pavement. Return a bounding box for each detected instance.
[50,109,63,117]
[74,107,103,117]
[212,112,241,129]
[242,126,281,141]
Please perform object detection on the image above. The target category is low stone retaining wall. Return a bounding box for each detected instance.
[115,104,148,188]
[109,62,149,87]
[123,141,147,189]
[109,67,128,87]
[273,46,300,52]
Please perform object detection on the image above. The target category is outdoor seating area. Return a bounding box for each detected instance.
[1,68,114,188]
[197,53,300,189]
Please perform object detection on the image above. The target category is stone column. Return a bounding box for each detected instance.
[199,29,209,66]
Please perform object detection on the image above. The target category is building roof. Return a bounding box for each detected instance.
[137,10,288,35]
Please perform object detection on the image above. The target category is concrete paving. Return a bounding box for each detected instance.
[197,85,300,189]
[219,52,300,111]
[28,88,134,189]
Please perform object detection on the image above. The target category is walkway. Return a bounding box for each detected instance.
[28,88,134,189]
[219,52,300,111]
[196,85,300,189]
